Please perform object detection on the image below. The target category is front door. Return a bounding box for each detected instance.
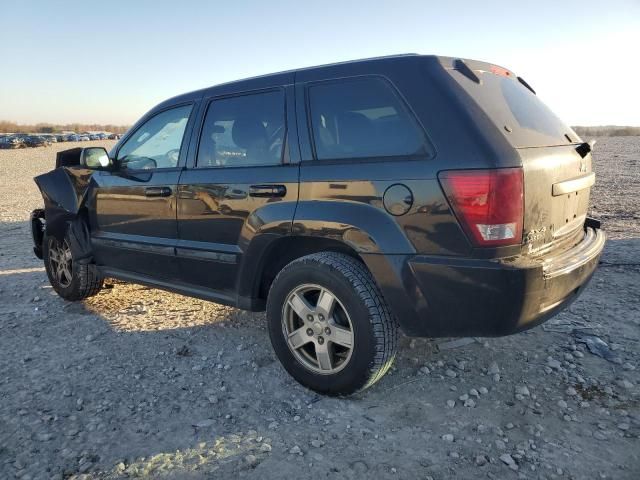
[89,104,195,279]
[177,86,299,294]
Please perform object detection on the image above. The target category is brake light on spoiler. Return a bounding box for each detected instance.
[489,65,512,77]
[438,168,524,247]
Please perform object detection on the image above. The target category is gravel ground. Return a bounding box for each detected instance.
[0,138,638,479]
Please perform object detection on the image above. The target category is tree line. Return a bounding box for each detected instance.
[572,126,640,137]
[2,120,638,137]
[0,120,130,134]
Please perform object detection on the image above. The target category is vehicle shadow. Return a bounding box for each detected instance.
[1,226,638,478]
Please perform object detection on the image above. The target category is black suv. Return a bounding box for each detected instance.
[31,55,605,394]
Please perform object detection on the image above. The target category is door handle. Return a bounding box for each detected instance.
[249,185,287,198]
[144,186,172,197]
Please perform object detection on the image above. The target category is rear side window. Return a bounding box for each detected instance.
[197,90,285,168]
[307,77,431,161]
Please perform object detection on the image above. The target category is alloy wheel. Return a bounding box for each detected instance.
[48,238,73,288]
[282,284,354,375]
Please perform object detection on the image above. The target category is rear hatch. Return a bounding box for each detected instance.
[445,59,594,255]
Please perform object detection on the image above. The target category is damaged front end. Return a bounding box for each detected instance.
[31,209,46,259]
[31,147,100,264]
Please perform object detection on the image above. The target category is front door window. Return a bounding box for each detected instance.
[117,105,193,170]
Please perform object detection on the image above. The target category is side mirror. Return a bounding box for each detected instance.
[81,147,112,169]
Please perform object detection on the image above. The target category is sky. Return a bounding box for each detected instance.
[1,0,639,126]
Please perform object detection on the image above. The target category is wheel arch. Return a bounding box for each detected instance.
[238,199,417,310]
[237,235,364,304]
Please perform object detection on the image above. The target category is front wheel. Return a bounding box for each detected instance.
[43,232,103,301]
[267,252,398,395]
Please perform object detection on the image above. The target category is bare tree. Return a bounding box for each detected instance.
[0,121,130,134]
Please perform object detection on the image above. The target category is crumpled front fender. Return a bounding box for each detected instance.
[33,166,95,259]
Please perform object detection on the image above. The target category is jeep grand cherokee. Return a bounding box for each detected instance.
[31,55,605,394]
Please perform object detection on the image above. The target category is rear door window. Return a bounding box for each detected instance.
[197,90,285,168]
[307,77,432,161]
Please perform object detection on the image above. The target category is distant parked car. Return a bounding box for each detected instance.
[97,133,108,140]
[89,134,100,140]
[0,136,23,149]
[23,136,49,147]
[55,135,66,142]
[108,133,121,140]
[78,135,90,141]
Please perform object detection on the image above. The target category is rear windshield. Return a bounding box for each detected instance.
[449,69,577,147]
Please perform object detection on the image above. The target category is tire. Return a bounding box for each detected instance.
[267,252,398,395]
[43,231,103,301]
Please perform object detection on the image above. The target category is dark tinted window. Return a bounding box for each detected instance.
[501,77,568,138]
[308,77,430,160]
[450,70,575,147]
[197,91,285,168]
[117,105,192,169]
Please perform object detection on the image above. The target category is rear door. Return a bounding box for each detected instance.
[293,67,460,256]
[446,63,593,253]
[176,83,299,294]
[90,104,195,279]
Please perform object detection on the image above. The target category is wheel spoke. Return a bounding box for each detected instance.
[315,343,333,371]
[288,292,313,320]
[330,325,353,348]
[316,289,335,316]
[62,265,72,281]
[49,239,73,288]
[287,327,312,350]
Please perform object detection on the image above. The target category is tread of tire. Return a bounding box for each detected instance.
[44,233,103,301]
[275,251,398,393]
[72,262,103,300]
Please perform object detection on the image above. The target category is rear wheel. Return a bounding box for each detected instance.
[267,252,398,395]
[43,232,103,301]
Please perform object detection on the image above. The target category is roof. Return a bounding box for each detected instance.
[157,53,428,108]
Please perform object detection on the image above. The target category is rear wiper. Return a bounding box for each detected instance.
[575,140,596,158]
[517,76,536,95]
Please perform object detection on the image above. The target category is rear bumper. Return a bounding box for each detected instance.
[364,223,605,337]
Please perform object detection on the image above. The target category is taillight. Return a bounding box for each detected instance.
[438,168,523,247]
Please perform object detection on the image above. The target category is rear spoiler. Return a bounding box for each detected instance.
[449,58,537,95]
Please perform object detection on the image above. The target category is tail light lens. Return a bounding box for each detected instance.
[438,168,524,247]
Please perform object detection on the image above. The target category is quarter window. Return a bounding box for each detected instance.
[117,105,192,169]
[308,77,431,160]
[197,90,285,168]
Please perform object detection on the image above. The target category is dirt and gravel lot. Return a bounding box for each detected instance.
[0,138,638,479]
